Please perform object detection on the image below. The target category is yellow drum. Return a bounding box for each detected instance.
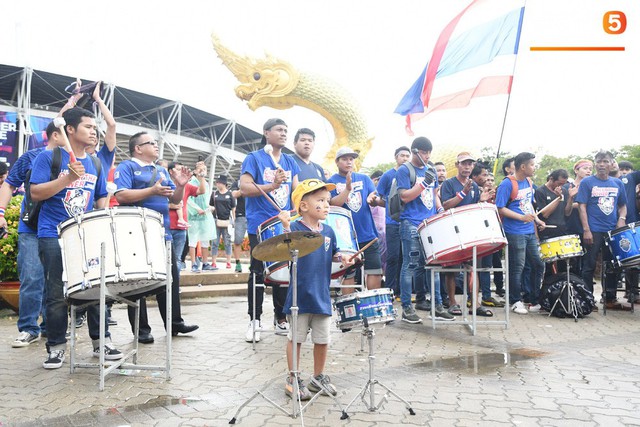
[539,234,583,263]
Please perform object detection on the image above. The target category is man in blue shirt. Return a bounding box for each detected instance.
[576,151,627,309]
[114,131,199,342]
[329,147,383,292]
[618,160,640,303]
[495,152,546,315]
[396,137,453,323]
[0,122,66,348]
[375,146,411,299]
[30,108,122,369]
[240,118,300,342]
[291,128,325,182]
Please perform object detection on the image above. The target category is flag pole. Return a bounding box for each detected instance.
[493,3,527,176]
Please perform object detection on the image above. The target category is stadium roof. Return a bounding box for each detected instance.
[0,64,272,180]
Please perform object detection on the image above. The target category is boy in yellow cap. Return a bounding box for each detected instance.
[278,178,356,400]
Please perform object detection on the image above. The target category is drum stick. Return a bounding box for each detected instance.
[52,117,77,163]
[349,238,379,262]
[544,224,557,228]
[252,182,282,212]
[536,196,562,216]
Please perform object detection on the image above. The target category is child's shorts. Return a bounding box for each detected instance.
[286,313,331,345]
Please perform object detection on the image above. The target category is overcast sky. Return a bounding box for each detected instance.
[3,0,638,170]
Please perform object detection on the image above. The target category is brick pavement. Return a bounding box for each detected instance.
[1,286,640,427]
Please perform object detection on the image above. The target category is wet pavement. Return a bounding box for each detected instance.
[1,284,640,427]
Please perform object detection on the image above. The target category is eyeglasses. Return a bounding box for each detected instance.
[138,140,158,147]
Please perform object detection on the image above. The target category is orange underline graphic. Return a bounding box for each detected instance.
[530,46,625,51]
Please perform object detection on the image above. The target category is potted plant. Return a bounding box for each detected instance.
[0,195,22,312]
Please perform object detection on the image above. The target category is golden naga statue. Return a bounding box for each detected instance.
[211,34,373,169]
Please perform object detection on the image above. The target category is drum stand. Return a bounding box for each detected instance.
[429,245,510,335]
[548,259,581,321]
[69,242,172,391]
[601,258,636,316]
[343,318,415,417]
[231,248,348,425]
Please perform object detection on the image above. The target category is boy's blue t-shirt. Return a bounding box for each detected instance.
[575,175,627,233]
[241,149,300,235]
[113,159,175,240]
[495,177,535,235]
[30,150,107,238]
[283,220,337,316]
[328,172,378,242]
[376,168,398,226]
[396,163,438,226]
[440,177,480,207]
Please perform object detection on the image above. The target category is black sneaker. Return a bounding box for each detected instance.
[75,313,86,328]
[285,375,312,400]
[402,306,422,324]
[415,300,431,311]
[93,343,124,361]
[43,349,65,369]
[12,331,40,348]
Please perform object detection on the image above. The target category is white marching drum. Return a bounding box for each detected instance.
[58,207,167,301]
[418,203,507,266]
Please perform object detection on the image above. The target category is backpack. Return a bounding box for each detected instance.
[21,148,102,229]
[388,162,417,221]
[506,175,534,204]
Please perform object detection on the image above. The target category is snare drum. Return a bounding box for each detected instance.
[333,288,396,330]
[608,222,640,267]
[58,207,167,301]
[418,203,507,266]
[257,207,359,284]
[539,235,583,262]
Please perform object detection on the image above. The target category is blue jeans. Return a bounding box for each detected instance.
[170,229,187,267]
[506,233,545,305]
[399,220,442,308]
[384,223,402,296]
[39,238,111,351]
[17,232,46,336]
[478,254,492,300]
[212,225,232,256]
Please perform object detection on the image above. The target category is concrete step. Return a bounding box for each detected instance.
[180,283,247,298]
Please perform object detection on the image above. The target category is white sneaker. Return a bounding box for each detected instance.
[12,331,40,348]
[275,320,290,336]
[245,320,261,342]
[511,301,528,315]
[528,304,542,313]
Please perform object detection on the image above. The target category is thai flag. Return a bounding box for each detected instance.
[395,0,525,135]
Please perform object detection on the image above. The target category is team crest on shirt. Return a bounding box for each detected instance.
[271,184,290,209]
[325,236,331,251]
[336,181,363,212]
[63,189,90,217]
[417,178,434,210]
[598,196,614,215]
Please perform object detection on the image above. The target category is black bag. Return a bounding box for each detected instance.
[388,163,416,222]
[21,148,62,229]
[21,148,102,229]
[540,273,595,318]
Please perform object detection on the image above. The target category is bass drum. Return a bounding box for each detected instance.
[540,273,595,318]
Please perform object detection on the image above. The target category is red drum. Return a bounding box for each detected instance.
[418,203,506,266]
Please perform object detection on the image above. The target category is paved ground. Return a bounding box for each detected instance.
[1,283,640,427]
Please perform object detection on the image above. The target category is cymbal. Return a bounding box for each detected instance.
[252,231,323,262]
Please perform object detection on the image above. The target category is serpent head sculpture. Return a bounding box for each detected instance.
[212,34,373,169]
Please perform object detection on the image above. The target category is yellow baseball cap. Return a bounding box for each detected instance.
[291,179,336,212]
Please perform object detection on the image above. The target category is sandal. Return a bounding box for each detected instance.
[469,306,493,317]
[448,304,462,315]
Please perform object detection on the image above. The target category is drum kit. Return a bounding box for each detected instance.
[538,234,591,320]
[57,206,172,390]
[231,209,415,424]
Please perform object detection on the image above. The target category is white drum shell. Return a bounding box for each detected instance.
[58,207,167,300]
